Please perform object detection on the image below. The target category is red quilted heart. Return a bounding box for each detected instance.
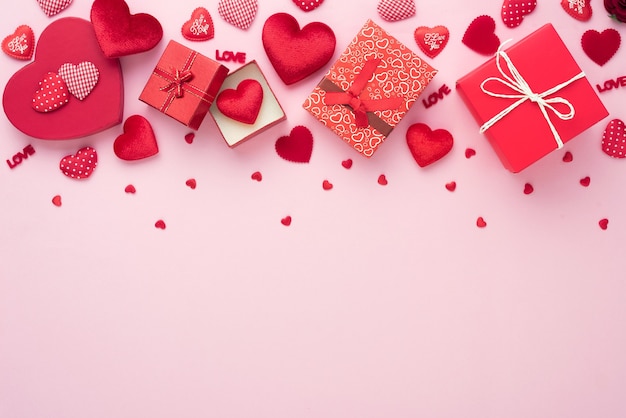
[2,18,123,139]
[37,0,72,16]
[406,123,453,167]
[216,79,263,124]
[32,72,69,113]
[561,0,592,21]
[90,0,163,58]
[275,125,313,163]
[462,15,500,55]
[113,115,159,161]
[59,146,97,180]
[414,25,449,59]
[2,25,35,60]
[501,0,537,28]
[219,0,258,29]
[602,119,626,158]
[377,0,416,22]
[581,29,621,66]
[292,0,324,11]
[182,7,214,41]
[262,13,335,85]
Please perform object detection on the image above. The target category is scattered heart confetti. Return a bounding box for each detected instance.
[378,174,388,186]
[251,171,262,181]
[501,0,537,28]
[602,119,626,158]
[563,151,573,162]
[38,0,73,16]
[2,25,35,60]
[561,0,592,21]
[59,146,97,180]
[32,72,69,113]
[580,176,591,187]
[581,29,621,66]
[275,125,313,163]
[476,216,487,228]
[185,132,195,144]
[218,0,258,29]
[322,180,333,190]
[445,181,456,192]
[186,178,197,189]
[341,159,353,169]
[124,184,136,193]
[523,183,534,194]
[462,15,500,55]
[216,79,263,124]
[292,0,324,11]
[182,7,214,41]
[414,25,449,59]
[114,115,159,161]
[377,0,416,21]
[57,62,99,100]
[599,218,609,230]
[281,215,292,226]
[406,123,454,168]
[155,219,166,229]
[52,195,62,206]
[465,148,476,158]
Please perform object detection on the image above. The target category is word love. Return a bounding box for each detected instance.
[596,76,626,93]
[215,50,246,63]
[422,84,452,108]
[6,144,35,169]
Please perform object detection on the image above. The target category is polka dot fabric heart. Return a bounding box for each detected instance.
[57,62,99,101]
[218,0,258,30]
[37,0,73,16]
[377,0,416,22]
[292,0,324,11]
[602,119,626,159]
[32,72,69,113]
[59,147,98,180]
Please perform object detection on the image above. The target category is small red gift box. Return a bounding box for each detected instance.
[139,40,228,130]
[303,19,437,157]
[456,24,608,173]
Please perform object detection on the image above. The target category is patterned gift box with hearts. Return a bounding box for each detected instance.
[303,19,437,158]
[456,24,608,173]
[139,40,228,130]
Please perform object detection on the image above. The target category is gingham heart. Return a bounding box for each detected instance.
[57,62,99,100]
[218,0,258,30]
[561,0,592,21]
[501,0,537,28]
[602,119,626,159]
[2,25,35,60]
[292,0,324,11]
[377,0,416,22]
[32,72,69,113]
[59,146,98,180]
[37,0,73,17]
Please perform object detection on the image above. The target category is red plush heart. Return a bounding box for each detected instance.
[90,0,163,58]
[113,115,159,161]
[182,7,214,41]
[414,25,449,58]
[38,0,73,16]
[561,0,592,21]
[2,18,123,140]
[59,146,97,180]
[2,25,35,60]
[32,72,69,113]
[581,29,621,66]
[292,0,324,11]
[377,0,416,21]
[216,79,263,124]
[262,13,335,85]
[602,119,626,158]
[501,0,537,28]
[462,15,500,55]
[275,125,313,163]
[406,123,453,167]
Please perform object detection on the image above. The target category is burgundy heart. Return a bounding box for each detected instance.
[113,115,159,161]
[462,15,500,55]
[275,125,313,163]
[216,79,263,124]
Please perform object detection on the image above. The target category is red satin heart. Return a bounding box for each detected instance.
[462,15,500,55]
[2,18,123,140]
[114,115,159,161]
[275,125,313,163]
[406,123,453,167]
[182,7,214,41]
[581,29,621,66]
[216,79,263,124]
[262,13,335,85]
[2,25,35,60]
[90,0,163,58]
[414,25,449,59]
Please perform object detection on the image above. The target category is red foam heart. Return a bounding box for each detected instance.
[182,7,214,41]
[219,0,258,29]
[262,13,335,85]
[90,0,163,58]
[114,115,159,161]
[32,72,69,113]
[322,180,333,190]
[476,217,487,228]
[378,174,388,185]
[281,216,292,226]
[561,0,592,21]
[602,119,626,158]
[2,25,35,60]
[599,218,609,230]
[216,79,263,124]
[445,181,456,191]
[406,123,453,167]
[414,25,449,59]
[38,0,73,16]
[60,146,97,180]
[292,0,324,11]
[462,15,500,55]
[501,0,537,28]
[275,125,313,163]
[377,0,416,21]
[582,29,621,66]
[2,18,123,140]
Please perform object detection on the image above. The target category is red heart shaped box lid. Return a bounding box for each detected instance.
[3,17,124,140]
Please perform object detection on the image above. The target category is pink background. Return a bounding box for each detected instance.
[2,1,626,417]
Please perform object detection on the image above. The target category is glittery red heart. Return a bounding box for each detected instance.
[406,123,453,167]
[262,13,335,85]
[501,0,537,28]
[561,0,592,21]
[602,119,626,158]
[182,7,214,41]
[216,79,263,124]
[581,29,621,66]
[2,25,35,60]
[59,146,98,180]
[292,0,324,11]
[275,125,313,163]
[113,115,159,161]
[414,25,449,59]
[462,15,500,55]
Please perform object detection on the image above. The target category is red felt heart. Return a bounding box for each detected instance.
[414,25,449,59]
[114,115,159,161]
[60,146,97,180]
[275,125,313,163]
[406,123,453,167]
[582,29,621,66]
[38,0,73,16]
[2,18,123,139]
[182,7,214,41]
[2,25,35,60]
[90,0,163,58]
[501,0,537,28]
[216,79,263,124]
[602,119,626,158]
[262,13,335,85]
[377,0,416,22]
[32,72,69,113]
[462,15,500,55]
[561,0,592,21]
[292,0,324,11]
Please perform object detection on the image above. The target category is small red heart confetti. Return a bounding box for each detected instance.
[580,176,591,187]
[476,216,487,228]
[32,72,69,113]
[599,218,609,230]
[52,195,62,207]
[281,215,292,226]
[2,25,35,60]
[378,174,388,186]
[561,0,592,21]
[445,181,456,192]
[124,184,136,193]
[185,132,195,144]
[523,183,534,194]
[186,178,197,189]
[275,125,313,163]
[322,180,333,190]
[57,62,99,100]
[463,15,500,55]
[377,0,416,22]
[563,151,573,162]
[59,146,97,180]
[218,0,258,29]
[38,0,73,16]
[602,119,626,158]
[501,0,537,28]
[182,7,214,41]
[216,79,264,124]
[114,115,159,161]
[341,159,353,169]
[465,148,476,159]
[292,0,324,11]
[251,171,262,181]
[406,123,454,167]
[581,29,621,66]
[155,219,166,229]
[414,26,449,59]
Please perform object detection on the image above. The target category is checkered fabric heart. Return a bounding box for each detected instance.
[218,0,258,30]
[58,62,99,101]
[377,0,416,21]
[37,0,73,17]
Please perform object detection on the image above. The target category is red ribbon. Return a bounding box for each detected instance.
[323,58,403,128]
[159,68,193,98]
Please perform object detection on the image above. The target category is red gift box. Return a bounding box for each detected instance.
[139,40,228,130]
[456,24,608,173]
[303,19,437,158]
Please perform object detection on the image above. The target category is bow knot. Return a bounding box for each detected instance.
[160,68,193,98]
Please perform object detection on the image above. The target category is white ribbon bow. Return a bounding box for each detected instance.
[479,40,586,148]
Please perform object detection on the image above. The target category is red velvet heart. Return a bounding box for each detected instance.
[2,25,35,60]
[90,0,163,58]
[216,79,263,124]
[182,7,214,41]
[275,125,313,163]
[581,29,621,66]
[406,123,453,167]
[2,18,123,140]
[414,25,449,59]
[462,15,500,55]
[262,13,335,85]
[113,115,159,161]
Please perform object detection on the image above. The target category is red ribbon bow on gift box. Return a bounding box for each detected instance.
[160,68,193,98]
